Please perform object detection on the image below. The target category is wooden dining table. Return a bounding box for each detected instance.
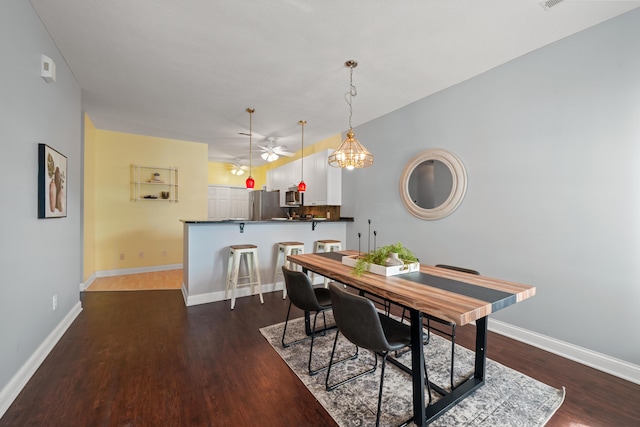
[288,250,536,427]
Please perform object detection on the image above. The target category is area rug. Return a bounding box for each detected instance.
[260,315,565,427]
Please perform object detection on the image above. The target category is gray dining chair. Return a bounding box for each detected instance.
[325,283,431,427]
[281,267,355,375]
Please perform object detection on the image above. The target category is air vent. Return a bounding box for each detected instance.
[540,0,565,10]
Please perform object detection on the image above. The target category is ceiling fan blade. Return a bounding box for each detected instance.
[273,147,295,156]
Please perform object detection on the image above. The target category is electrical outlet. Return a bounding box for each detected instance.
[119,253,125,260]
[52,294,58,311]
[162,250,167,257]
[138,252,144,258]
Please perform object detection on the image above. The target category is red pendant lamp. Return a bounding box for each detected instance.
[245,108,255,190]
[298,120,307,193]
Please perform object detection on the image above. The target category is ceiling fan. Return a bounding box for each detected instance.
[255,137,295,162]
[228,161,248,176]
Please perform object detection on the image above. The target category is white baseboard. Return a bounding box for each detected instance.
[185,282,284,306]
[80,272,96,292]
[489,318,640,385]
[95,264,183,278]
[0,302,83,418]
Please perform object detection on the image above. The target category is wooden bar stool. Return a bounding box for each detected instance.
[225,244,264,310]
[273,241,305,299]
[312,239,342,287]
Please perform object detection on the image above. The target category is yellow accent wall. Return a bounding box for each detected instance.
[83,114,97,281]
[207,133,342,184]
[92,127,208,272]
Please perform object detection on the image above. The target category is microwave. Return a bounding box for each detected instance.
[285,187,301,206]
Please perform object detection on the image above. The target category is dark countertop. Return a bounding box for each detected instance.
[181,217,354,224]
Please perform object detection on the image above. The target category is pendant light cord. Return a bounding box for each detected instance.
[344,61,357,130]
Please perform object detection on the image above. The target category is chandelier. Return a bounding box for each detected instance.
[328,60,373,170]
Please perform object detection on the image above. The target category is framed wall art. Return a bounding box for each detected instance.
[38,144,67,218]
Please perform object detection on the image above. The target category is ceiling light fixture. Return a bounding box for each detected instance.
[230,164,245,176]
[298,120,307,193]
[328,60,373,170]
[261,151,279,162]
[245,108,255,189]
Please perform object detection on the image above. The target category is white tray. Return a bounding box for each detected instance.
[341,254,419,277]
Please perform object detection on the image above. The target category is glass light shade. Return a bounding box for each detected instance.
[298,180,306,193]
[261,151,279,162]
[245,176,255,189]
[328,129,373,169]
[230,167,245,176]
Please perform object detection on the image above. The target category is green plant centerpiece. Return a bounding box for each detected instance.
[352,242,418,276]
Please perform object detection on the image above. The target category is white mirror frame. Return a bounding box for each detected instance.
[399,148,467,220]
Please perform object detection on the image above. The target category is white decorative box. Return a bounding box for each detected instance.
[341,255,420,277]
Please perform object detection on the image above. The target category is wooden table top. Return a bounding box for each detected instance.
[288,251,536,326]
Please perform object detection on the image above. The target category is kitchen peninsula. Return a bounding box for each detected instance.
[180,218,352,306]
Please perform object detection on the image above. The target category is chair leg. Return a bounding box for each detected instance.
[309,312,357,376]
[281,302,294,348]
[449,324,456,389]
[250,250,264,304]
[325,331,374,391]
[425,359,433,406]
[375,353,389,427]
[230,253,241,310]
[282,307,352,375]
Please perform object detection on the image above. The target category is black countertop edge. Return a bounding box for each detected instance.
[181,217,354,224]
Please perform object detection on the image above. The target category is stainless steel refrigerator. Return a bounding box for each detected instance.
[249,190,283,220]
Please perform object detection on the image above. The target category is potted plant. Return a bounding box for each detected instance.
[351,242,418,276]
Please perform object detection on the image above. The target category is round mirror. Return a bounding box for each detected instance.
[399,148,467,220]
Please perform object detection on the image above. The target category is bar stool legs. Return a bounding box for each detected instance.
[312,240,342,287]
[273,242,305,299]
[225,244,264,310]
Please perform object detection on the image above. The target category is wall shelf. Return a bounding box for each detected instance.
[131,164,179,202]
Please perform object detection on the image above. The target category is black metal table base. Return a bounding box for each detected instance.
[410,313,488,426]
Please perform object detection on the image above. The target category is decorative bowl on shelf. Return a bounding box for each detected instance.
[161,191,170,199]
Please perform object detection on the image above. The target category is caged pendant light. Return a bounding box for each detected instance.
[298,120,307,193]
[245,108,255,189]
[328,60,373,170]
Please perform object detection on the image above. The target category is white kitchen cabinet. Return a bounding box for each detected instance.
[267,150,341,206]
[208,186,230,219]
[229,187,249,218]
[208,186,249,219]
[303,150,341,206]
[277,160,301,207]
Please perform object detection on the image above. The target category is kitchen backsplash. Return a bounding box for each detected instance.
[297,205,340,220]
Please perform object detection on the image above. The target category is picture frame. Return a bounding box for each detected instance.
[38,144,67,218]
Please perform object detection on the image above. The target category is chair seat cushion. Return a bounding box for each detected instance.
[313,287,332,308]
[378,314,412,351]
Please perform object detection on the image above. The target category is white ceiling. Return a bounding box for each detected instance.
[30,0,639,165]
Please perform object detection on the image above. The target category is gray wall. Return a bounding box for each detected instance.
[0,0,82,393]
[342,9,640,366]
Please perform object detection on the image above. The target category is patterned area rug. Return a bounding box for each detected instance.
[260,315,565,427]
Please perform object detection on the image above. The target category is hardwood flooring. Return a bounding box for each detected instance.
[86,269,182,291]
[1,285,639,426]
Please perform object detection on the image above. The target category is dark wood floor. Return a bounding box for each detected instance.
[2,290,639,426]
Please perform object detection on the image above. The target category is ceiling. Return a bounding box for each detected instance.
[30,0,639,165]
